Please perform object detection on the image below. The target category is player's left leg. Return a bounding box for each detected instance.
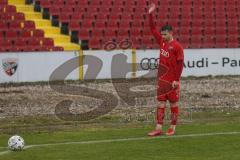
[166,88,180,136]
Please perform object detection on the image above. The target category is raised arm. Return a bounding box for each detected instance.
[148,3,163,44]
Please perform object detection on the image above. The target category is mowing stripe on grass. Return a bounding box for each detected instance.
[1,131,240,156]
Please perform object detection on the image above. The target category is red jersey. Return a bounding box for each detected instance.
[149,14,184,82]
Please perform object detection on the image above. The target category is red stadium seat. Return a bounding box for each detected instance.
[5,30,18,41]
[0,6,4,12]
[191,20,204,28]
[108,12,121,20]
[54,0,64,5]
[91,29,104,37]
[89,38,101,49]
[141,37,153,49]
[71,12,83,21]
[40,0,51,9]
[106,20,118,28]
[134,7,146,14]
[0,39,12,51]
[136,0,146,6]
[124,0,135,6]
[178,36,191,45]
[14,38,27,49]
[202,36,215,48]
[203,19,215,28]
[61,6,74,14]
[98,6,110,13]
[95,13,108,20]
[120,13,132,20]
[104,29,116,37]
[0,0,8,5]
[42,38,54,47]
[132,13,145,20]
[142,28,152,37]
[227,27,239,36]
[5,5,16,13]
[216,27,227,36]
[131,20,143,28]
[49,6,61,17]
[179,28,190,36]
[59,13,71,23]
[19,29,32,38]
[90,0,101,5]
[86,7,98,13]
[78,29,90,40]
[119,20,130,28]
[9,21,22,30]
[65,0,76,6]
[81,20,93,28]
[110,6,122,13]
[68,21,81,31]
[24,20,35,29]
[117,28,129,39]
[101,0,112,6]
[130,28,141,37]
[28,38,41,47]
[215,36,227,48]
[228,36,239,48]
[113,0,124,6]
[94,20,106,28]
[33,29,44,37]
[0,22,8,32]
[83,13,96,20]
[179,20,191,28]
[203,28,215,36]
[191,35,202,45]
[77,0,88,6]
[122,6,134,13]
[14,12,25,21]
[191,27,203,36]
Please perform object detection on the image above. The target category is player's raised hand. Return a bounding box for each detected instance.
[148,3,156,14]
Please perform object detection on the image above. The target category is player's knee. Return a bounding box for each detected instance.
[157,101,166,108]
[170,102,178,108]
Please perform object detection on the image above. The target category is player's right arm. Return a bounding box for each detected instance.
[148,3,163,44]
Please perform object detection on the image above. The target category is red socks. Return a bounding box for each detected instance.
[170,106,179,125]
[156,106,179,125]
[156,107,165,125]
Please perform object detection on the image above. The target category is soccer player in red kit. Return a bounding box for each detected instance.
[147,3,184,136]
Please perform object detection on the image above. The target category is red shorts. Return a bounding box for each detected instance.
[157,80,180,102]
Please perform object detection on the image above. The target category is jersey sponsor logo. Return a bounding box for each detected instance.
[160,49,169,57]
[140,57,160,70]
[2,58,18,76]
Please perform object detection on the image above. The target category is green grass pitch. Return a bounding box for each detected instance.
[0,112,240,160]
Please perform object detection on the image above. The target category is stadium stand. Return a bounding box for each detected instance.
[0,0,80,52]
[34,0,240,50]
[1,0,240,51]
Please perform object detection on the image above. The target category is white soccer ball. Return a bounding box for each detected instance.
[8,135,25,151]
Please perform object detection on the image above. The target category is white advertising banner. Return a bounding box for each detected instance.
[0,51,79,83]
[135,48,240,77]
[0,49,240,83]
[183,48,240,76]
[83,50,133,79]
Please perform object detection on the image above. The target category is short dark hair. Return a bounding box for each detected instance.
[161,25,173,32]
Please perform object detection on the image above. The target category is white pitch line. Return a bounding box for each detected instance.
[1,131,240,156]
